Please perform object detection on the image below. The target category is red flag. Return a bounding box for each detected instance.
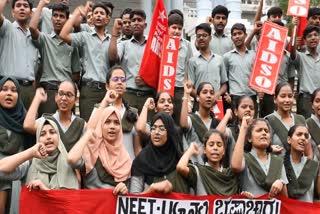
[211,99,224,120]
[249,22,288,94]
[157,36,180,96]
[138,0,168,89]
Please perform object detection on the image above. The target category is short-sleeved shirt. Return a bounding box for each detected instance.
[175,38,193,88]
[187,52,228,91]
[38,7,53,34]
[209,32,233,56]
[292,50,320,94]
[118,36,152,91]
[0,19,39,80]
[71,30,110,82]
[33,32,81,82]
[223,49,256,96]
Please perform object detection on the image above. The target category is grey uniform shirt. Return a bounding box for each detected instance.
[71,29,110,82]
[292,50,320,94]
[278,51,296,84]
[118,36,152,91]
[187,52,228,91]
[0,19,39,80]
[209,32,233,56]
[175,38,193,87]
[240,149,288,196]
[33,32,81,82]
[223,49,256,96]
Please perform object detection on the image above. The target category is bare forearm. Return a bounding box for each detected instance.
[0,149,33,173]
[231,127,246,172]
[67,135,89,165]
[108,36,119,64]
[23,98,41,134]
[180,96,190,129]
[29,1,44,39]
[176,150,192,177]
[136,106,149,136]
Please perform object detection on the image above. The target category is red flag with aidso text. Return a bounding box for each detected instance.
[157,36,180,96]
[138,0,168,89]
[287,0,310,17]
[249,21,288,94]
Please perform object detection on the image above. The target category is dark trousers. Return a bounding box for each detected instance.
[173,87,184,125]
[297,93,312,118]
[260,93,275,118]
[38,89,58,117]
[20,85,35,110]
[79,85,106,121]
[123,89,155,114]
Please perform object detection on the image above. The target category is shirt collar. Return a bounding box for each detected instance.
[129,35,147,45]
[213,31,227,38]
[13,21,30,36]
[231,48,249,54]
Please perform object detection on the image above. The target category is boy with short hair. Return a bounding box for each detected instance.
[109,9,154,114]
[60,2,111,121]
[187,23,228,100]
[30,0,80,115]
[0,0,39,109]
[209,5,233,56]
[291,25,320,118]
[167,12,193,123]
[223,23,256,107]
[118,8,133,42]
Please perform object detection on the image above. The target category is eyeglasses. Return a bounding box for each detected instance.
[57,91,75,99]
[111,76,126,83]
[150,125,166,134]
[196,33,209,39]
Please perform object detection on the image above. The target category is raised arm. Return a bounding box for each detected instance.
[135,97,155,137]
[67,128,95,166]
[86,90,117,129]
[108,18,122,64]
[180,81,193,129]
[231,116,250,172]
[23,88,47,134]
[216,109,233,135]
[29,0,49,40]
[176,143,199,177]
[290,16,299,60]
[245,21,262,49]
[0,143,47,173]
[60,5,86,45]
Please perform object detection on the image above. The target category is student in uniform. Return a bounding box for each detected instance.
[118,8,133,42]
[89,66,140,160]
[30,0,80,115]
[306,88,320,161]
[284,125,320,203]
[0,77,27,213]
[291,25,320,118]
[265,82,312,158]
[0,0,39,109]
[176,130,240,196]
[167,13,193,124]
[68,106,131,194]
[109,9,154,114]
[23,80,85,152]
[130,112,189,194]
[209,5,233,56]
[231,118,289,198]
[223,23,257,109]
[60,2,111,121]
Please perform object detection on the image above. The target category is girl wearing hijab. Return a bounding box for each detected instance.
[0,119,78,213]
[130,112,189,194]
[0,77,26,213]
[68,106,131,195]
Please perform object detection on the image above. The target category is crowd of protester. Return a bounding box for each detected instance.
[1,0,320,213]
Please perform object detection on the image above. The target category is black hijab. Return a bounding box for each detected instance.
[132,112,182,182]
[0,77,26,133]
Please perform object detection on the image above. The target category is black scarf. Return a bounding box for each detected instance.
[0,77,26,133]
[131,112,182,184]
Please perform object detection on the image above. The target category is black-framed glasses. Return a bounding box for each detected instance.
[57,91,75,99]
